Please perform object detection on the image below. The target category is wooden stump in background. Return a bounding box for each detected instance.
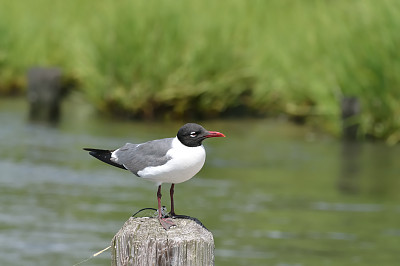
[111,217,214,266]
[27,67,63,122]
[341,96,360,140]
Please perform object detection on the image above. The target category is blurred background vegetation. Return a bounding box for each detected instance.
[0,0,399,143]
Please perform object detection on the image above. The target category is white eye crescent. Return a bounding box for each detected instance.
[190,132,197,138]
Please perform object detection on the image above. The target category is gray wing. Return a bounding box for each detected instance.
[113,138,173,176]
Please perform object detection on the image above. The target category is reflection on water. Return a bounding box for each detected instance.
[339,141,362,194]
[1,97,400,266]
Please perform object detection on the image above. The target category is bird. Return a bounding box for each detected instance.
[83,123,225,229]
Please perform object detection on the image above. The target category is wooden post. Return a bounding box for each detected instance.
[341,96,360,140]
[27,67,63,123]
[111,217,214,266]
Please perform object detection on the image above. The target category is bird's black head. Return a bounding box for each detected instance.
[177,123,225,147]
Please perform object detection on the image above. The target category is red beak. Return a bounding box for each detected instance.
[205,131,226,138]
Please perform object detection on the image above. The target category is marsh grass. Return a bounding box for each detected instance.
[0,0,399,142]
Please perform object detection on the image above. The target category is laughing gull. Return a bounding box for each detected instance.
[84,123,225,229]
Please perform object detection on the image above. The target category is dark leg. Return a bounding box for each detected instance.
[170,183,176,216]
[157,185,175,230]
[157,185,162,217]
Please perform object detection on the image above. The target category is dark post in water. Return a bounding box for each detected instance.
[341,96,360,140]
[27,67,64,123]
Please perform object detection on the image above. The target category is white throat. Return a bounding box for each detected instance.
[137,137,206,184]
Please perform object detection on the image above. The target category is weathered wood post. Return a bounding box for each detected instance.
[111,217,214,266]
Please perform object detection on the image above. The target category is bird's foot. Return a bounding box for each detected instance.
[159,217,176,230]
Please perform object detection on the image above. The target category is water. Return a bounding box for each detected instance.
[1,97,400,265]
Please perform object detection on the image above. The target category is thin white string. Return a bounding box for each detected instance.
[72,245,111,266]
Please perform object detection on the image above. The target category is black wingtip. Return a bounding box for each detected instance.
[83,147,109,152]
[83,147,127,170]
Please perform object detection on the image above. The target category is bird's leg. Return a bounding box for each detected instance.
[169,183,176,217]
[157,185,175,230]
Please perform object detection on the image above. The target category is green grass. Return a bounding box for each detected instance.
[1,0,400,142]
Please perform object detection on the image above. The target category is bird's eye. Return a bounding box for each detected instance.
[190,132,197,138]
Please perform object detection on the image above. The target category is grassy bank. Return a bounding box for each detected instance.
[0,0,400,143]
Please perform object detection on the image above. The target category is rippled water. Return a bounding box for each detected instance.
[1,97,400,265]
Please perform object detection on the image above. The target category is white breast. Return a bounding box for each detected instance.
[137,137,206,185]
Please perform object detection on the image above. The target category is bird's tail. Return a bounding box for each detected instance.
[83,148,127,170]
